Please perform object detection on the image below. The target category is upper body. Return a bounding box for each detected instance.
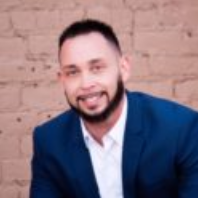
[30,91,198,198]
[30,19,198,198]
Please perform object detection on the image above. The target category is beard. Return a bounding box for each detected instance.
[65,78,125,123]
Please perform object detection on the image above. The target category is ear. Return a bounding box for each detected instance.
[119,55,132,83]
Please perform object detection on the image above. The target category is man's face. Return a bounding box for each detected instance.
[59,32,129,122]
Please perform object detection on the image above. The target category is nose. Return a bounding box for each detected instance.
[80,72,95,91]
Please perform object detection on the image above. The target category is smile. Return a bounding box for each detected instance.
[78,92,103,102]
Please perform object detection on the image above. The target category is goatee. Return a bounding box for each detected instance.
[65,78,125,123]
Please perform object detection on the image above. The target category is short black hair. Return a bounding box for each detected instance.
[59,19,121,54]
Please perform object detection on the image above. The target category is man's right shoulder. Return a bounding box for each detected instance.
[33,109,79,139]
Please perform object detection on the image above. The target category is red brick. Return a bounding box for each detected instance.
[19,185,30,198]
[175,80,198,99]
[28,35,57,57]
[0,185,19,198]
[0,13,11,32]
[2,59,59,83]
[11,11,36,31]
[191,99,198,111]
[0,112,38,135]
[55,1,76,10]
[118,33,133,54]
[126,80,173,99]
[149,56,198,76]
[135,6,182,31]
[86,6,111,25]
[37,109,66,125]
[0,85,21,111]
[0,38,26,62]
[0,60,58,83]
[20,0,75,10]
[20,0,56,9]
[130,53,151,78]
[2,159,31,183]
[0,162,2,183]
[111,9,134,34]
[20,135,32,157]
[0,61,23,83]
[35,10,60,30]
[21,82,66,111]
[0,0,20,11]
[135,6,198,32]
[87,7,133,33]
[134,30,198,55]
[60,10,84,29]
[180,7,198,31]
[75,0,123,8]
[11,11,61,36]
[174,0,198,8]
[125,0,174,10]
[0,135,20,160]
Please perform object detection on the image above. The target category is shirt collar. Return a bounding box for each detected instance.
[81,94,128,148]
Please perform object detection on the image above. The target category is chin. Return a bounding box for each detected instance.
[85,107,106,116]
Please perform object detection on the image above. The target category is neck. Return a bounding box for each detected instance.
[83,95,125,145]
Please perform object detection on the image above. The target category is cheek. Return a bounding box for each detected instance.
[103,78,118,97]
[63,81,79,100]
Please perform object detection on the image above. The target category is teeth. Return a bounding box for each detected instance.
[85,95,99,102]
[80,93,101,101]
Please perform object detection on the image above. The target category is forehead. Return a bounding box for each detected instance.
[59,32,118,66]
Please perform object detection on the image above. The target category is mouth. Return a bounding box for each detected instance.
[78,92,103,101]
[77,92,104,108]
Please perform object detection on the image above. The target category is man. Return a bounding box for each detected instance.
[30,19,198,198]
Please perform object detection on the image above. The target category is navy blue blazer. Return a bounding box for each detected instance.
[30,92,198,198]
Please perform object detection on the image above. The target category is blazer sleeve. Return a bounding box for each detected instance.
[30,127,62,198]
[177,115,198,198]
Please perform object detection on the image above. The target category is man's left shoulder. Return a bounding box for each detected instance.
[127,91,198,122]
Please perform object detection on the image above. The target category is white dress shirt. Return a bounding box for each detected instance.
[81,96,128,198]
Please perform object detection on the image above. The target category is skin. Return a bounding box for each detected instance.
[58,32,131,144]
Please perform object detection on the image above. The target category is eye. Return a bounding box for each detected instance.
[91,64,104,73]
[62,68,80,77]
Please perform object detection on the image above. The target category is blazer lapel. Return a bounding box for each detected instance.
[122,93,145,198]
[67,115,100,198]
[65,92,145,198]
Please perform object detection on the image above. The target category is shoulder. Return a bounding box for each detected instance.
[33,109,80,145]
[127,91,198,126]
[36,109,77,130]
[126,91,198,153]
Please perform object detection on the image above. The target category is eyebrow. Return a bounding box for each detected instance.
[61,64,77,70]
[89,58,105,65]
[61,58,105,69]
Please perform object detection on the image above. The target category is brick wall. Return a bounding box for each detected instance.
[1,0,198,197]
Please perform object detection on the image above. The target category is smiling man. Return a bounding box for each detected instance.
[58,29,129,143]
[30,19,198,198]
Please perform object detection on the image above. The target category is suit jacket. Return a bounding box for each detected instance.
[30,92,198,198]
